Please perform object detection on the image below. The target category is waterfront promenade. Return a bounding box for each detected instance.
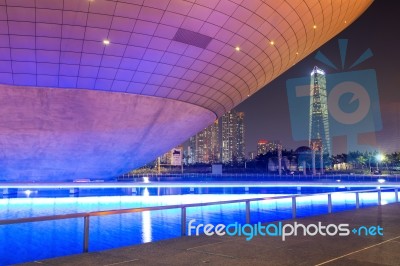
[19,203,400,266]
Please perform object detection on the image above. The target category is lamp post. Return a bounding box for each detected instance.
[376,153,385,172]
[368,152,372,173]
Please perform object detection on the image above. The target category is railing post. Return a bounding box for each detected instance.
[378,189,382,205]
[245,201,251,224]
[395,188,399,203]
[181,207,186,236]
[355,192,360,209]
[292,196,296,219]
[327,194,332,213]
[83,216,90,253]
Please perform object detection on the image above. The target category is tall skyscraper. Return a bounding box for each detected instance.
[309,66,331,155]
[237,111,245,162]
[189,120,219,164]
[221,110,245,163]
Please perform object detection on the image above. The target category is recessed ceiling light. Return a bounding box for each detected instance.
[344,20,347,24]
[270,41,274,45]
[313,25,317,29]
[103,39,110,45]
[235,46,240,51]
[296,52,299,55]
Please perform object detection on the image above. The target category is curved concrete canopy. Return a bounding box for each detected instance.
[0,85,215,180]
[0,0,373,180]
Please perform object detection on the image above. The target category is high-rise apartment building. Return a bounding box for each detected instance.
[189,120,219,164]
[188,111,245,164]
[309,66,331,155]
[257,139,281,155]
[221,110,245,163]
[160,145,183,165]
[267,140,280,152]
[257,139,268,155]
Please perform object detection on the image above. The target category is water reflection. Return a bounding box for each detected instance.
[142,211,152,243]
[2,186,352,199]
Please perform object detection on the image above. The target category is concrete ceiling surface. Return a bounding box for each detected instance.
[0,0,373,180]
[0,0,373,117]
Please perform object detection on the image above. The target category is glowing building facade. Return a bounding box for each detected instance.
[221,111,245,163]
[309,66,331,155]
[189,120,219,164]
[257,139,268,155]
[267,140,280,153]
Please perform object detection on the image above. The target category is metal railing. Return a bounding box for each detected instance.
[0,188,398,253]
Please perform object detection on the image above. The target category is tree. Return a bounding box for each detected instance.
[356,154,367,169]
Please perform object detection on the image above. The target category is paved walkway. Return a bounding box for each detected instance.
[20,203,400,266]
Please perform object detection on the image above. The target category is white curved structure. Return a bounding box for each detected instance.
[0,0,373,180]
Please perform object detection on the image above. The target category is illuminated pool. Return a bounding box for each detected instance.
[0,187,397,265]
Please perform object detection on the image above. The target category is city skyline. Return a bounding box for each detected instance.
[186,110,245,164]
[235,1,400,155]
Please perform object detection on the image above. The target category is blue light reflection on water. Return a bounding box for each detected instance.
[250,198,293,222]
[0,192,281,265]
[0,187,397,265]
[296,194,329,218]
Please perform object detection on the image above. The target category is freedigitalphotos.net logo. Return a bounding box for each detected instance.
[286,39,382,153]
[188,219,383,241]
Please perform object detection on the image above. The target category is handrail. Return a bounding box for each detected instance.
[0,195,292,225]
[0,187,398,254]
[0,188,393,225]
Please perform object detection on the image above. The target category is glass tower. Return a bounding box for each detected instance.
[309,66,331,155]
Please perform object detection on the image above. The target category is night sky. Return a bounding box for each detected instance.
[235,1,400,155]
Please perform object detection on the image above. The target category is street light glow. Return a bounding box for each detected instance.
[376,153,385,162]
